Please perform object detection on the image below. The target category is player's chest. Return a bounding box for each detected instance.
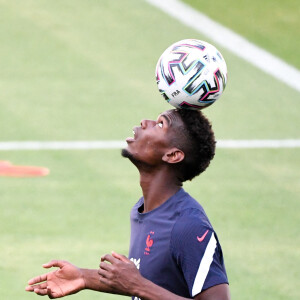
[129,220,175,273]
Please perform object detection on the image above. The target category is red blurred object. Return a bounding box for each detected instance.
[0,161,49,177]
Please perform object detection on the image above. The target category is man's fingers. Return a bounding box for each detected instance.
[99,276,109,286]
[27,260,66,286]
[27,273,48,285]
[98,267,110,278]
[25,285,35,292]
[33,287,48,296]
[99,261,113,271]
[29,287,58,299]
[27,260,65,286]
[47,287,59,299]
[100,254,119,264]
[43,260,66,269]
[26,282,47,291]
[25,285,34,292]
[111,251,130,263]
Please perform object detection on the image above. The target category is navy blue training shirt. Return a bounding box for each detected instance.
[129,188,228,299]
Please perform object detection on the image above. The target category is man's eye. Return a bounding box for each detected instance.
[158,122,163,128]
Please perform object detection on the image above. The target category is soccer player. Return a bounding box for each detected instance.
[26,109,230,299]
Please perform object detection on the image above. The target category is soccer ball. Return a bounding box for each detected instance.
[155,39,227,110]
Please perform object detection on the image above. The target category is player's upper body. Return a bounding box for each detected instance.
[26,109,230,300]
[122,108,230,299]
[129,188,228,299]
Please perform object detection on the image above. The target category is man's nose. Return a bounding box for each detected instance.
[140,119,155,129]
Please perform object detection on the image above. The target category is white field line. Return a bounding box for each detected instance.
[145,0,300,93]
[0,141,126,151]
[217,140,300,149]
[0,140,299,150]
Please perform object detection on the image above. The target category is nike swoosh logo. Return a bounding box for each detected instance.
[197,230,209,242]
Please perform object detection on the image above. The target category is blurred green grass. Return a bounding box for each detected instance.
[183,0,300,69]
[1,149,299,299]
[0,0,299,141]
[0,0,299,299]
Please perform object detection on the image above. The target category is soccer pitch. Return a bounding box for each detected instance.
[0,1,299,299]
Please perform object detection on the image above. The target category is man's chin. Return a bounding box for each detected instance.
[121,148,132,159]
[121,148,142,167]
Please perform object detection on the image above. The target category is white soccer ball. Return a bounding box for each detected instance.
[155,39,227,110]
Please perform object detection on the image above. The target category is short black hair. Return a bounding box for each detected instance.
[171,109,216,182]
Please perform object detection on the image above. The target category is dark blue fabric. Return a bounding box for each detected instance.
[129,189,228,299]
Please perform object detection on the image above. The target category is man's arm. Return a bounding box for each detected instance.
[25,260,116,298]
[196,284,230,300]
[25,256,229,299]
[99,252,230,300]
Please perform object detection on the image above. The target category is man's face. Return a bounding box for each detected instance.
[122,109,184,167]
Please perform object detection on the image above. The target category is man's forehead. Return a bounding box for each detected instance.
[159,109,182,126]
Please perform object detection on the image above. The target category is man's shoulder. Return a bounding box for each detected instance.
[169,204,215,260]
[172,191,213,238]
[176,191,210,222]
[175,207,213,233]
[177,193,202,210]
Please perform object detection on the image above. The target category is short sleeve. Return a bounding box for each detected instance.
[170,209,228,297]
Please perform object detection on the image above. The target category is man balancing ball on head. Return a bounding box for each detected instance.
[26,109,230,300]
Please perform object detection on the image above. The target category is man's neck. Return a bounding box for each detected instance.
[139,168,182,213]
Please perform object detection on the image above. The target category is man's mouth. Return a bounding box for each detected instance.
[126,127,137,143]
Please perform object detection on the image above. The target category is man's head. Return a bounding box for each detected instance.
[122,109,215,182]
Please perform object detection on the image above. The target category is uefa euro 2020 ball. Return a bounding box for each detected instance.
[155,39,227,110]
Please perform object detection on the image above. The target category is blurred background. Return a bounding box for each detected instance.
[0,0,299,299]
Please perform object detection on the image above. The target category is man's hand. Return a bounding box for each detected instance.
[98,251,142,296]
[25,260,85,298]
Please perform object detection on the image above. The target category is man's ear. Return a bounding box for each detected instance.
[162,148,185,164]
